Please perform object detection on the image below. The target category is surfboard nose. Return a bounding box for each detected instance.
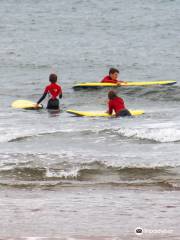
[11,100,43,110]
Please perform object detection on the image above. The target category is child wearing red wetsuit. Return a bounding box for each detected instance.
[107,90,131,117]
[36,74,62,109]
[101,68,125,84]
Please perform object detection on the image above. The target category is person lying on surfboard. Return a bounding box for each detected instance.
[101,68,126,85]
[107,90,131,117]
[35,73,62,110]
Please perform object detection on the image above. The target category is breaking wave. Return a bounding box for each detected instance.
[0,158,180,190]
[1,125,180,143]
[116,127,180,143]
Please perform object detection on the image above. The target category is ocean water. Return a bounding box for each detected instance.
[0,0,180,239]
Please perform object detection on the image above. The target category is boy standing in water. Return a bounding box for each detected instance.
[101,68,126,85]
[107,90,131,117]
[35,73,62,109]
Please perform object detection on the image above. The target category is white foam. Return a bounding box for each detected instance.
[46,167,80,179]
[118,127,180,143]
[0,127,78,143]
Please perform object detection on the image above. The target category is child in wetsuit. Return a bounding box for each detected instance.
[36,73,62,109]
[101,68,125,84]
[107,90,131,117]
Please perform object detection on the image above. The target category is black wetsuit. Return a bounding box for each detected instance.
[116,109,131,117]
[37,93,62,109]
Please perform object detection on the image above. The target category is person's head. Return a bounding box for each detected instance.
[108,90,117,100]
[109,68,119,81]
[49,73,57,83]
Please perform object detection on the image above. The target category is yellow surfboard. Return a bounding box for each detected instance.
[67,109,144,117]
[11,100,43,110]
[73,80,176,89]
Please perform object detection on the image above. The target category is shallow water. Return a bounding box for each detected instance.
[0,0,180,239]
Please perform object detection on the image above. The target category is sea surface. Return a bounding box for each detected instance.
[0,0,180,239]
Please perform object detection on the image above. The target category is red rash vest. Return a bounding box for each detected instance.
[44,83,62,100]
[108,97,125,115]
[101,75,118,84]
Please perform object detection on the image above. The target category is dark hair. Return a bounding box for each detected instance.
[109,68,119,75]
[49,73,57,83]
[108,90,117,100]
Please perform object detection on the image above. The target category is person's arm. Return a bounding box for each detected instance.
[37,92,47,104]
[101,76,118,84]
[120,98,126,109]
[59,87,62,99]
[108,101,113,115]
[59,86,63,99]
[117,80,127,85]
[36,86,49,104]
[109,79,118,83]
